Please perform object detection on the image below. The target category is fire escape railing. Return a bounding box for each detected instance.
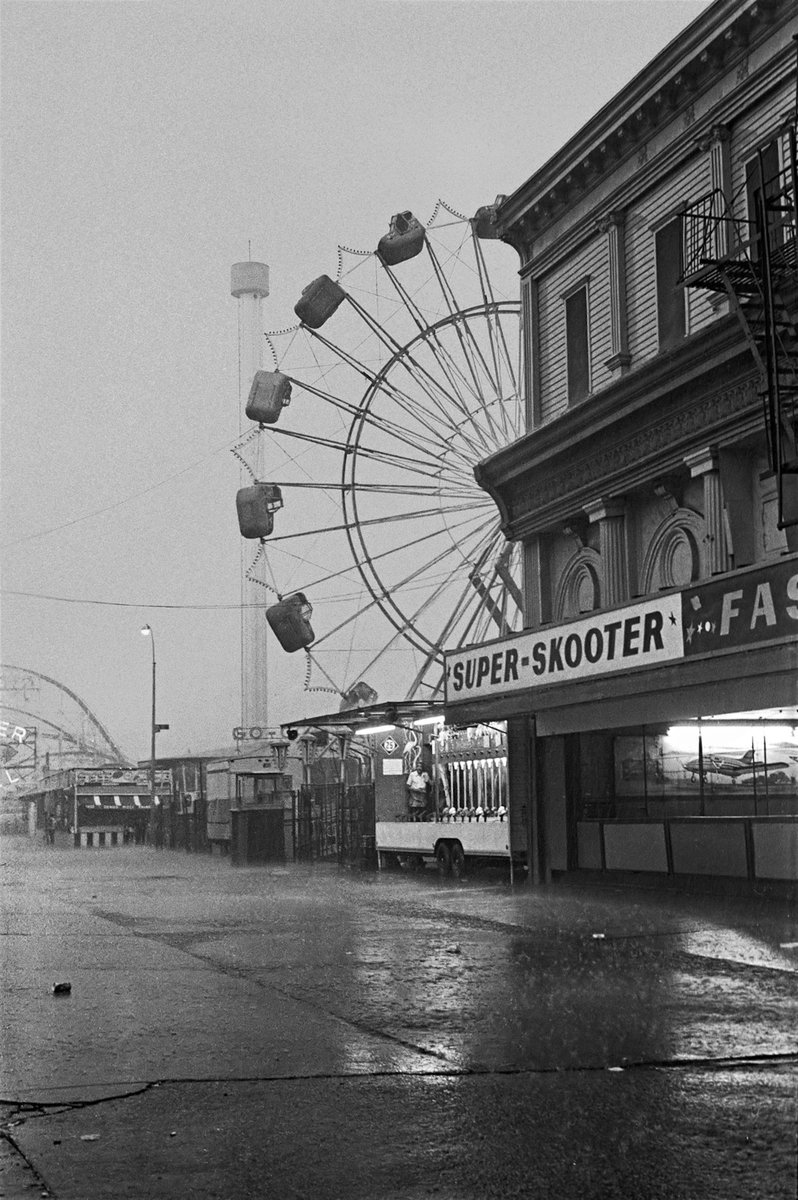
[680,118,798,529]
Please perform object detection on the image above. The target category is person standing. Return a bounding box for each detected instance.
[406,765,430,820]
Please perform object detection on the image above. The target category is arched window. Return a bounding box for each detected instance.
[640,510,702,593]
[554,549,602,620]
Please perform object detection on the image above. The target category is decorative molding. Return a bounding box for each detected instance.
[562,515,589,548]
[595,210,626,235]
[598,211,630,370]
[652,474,686,510]
[640,510,703,593]
[506,376,758,536]
[695,121,731,152]
[495,0,793,250]
[585,497,626,523]
[605,351,632,375]
[685,445,720,477]
[554,549,602,621]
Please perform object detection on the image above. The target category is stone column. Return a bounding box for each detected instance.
[685,446,730,576]
[597,211,631,376]
[585,497,629,607]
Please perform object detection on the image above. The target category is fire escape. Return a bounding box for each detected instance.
[680,116,798,528]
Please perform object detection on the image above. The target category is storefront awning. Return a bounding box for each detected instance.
[80,794,152,809]
[281,700,443,736]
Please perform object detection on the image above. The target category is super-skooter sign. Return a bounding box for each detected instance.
[445,595,684,701]
[444,557,798,703]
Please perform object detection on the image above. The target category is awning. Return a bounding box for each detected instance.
[82,794,152,810]
[280,700,444,736]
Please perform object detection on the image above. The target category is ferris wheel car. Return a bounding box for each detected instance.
[471,195,507,240]
[246,371,292,425]
[294,275,346,328]
[377,211,425,266]
[266,592,315,652]
[240,201,523,701]
[339,681,379,711]
[236,484,283,539]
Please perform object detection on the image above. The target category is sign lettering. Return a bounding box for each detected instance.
[444,558,798,705]
[446,597,682,701]
[683,560,798,654]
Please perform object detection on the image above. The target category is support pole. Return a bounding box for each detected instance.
[231,261,271,732]
[527,716,540,886]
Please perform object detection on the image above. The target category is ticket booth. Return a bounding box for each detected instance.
[229,765,292,865]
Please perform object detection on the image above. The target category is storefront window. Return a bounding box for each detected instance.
[578,711,797,819]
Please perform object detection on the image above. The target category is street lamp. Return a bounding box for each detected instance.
[140,625,157,844]
[140,625,170,845]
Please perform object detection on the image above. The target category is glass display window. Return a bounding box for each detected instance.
[577,709,797,820]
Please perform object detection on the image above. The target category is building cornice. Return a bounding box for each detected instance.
[475,319,762,539]
[499,0,794,260]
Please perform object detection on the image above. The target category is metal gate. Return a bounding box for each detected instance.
[293,782,375,867]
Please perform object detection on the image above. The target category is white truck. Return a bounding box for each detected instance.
[373,721,518,875]
[376,812,511,875]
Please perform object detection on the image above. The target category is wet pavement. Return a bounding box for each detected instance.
[1,837,796,1198]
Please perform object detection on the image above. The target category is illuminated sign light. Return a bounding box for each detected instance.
[0,723,28,789]
[0,722,27,744]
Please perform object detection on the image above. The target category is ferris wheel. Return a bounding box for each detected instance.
[235,200,524,708]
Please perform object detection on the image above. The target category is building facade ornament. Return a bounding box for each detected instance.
[494,0,791,250]
[596,210,631,374]
[503,377,758,537]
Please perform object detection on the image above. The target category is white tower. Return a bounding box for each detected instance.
[231,260,270,733]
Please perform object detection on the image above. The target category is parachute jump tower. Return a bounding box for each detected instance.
[230,260,271,731]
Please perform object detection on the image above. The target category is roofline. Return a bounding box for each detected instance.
[498,0,787,229]
[280,699,444,734]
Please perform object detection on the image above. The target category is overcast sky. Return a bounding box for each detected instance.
[2,0,712,763]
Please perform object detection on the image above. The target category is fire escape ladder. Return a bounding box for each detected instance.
[680,125,798,527]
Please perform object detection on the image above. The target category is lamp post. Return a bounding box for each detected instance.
[140,625,159,846]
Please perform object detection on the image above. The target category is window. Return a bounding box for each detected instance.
[745,140,782,259]
[655,217,685,348]
[576,717,798,822]
[565,284,590,403]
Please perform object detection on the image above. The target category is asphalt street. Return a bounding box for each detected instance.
[1,837,796,1199]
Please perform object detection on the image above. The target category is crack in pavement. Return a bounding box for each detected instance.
[3,1048,796,1125]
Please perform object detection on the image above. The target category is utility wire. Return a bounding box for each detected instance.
[1,589,259,610]
[0,431,246,550]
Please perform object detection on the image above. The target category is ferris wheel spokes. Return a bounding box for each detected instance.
[375,260,501,430]
[299,320,490,469]
[347,530,497,693]
[283,369,481,475]
[345,289,500,460]
[267,423,471,488]
[423,237,510,422]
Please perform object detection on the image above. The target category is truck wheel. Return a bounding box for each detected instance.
[435,842,452,876]
[450,842,466,879]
